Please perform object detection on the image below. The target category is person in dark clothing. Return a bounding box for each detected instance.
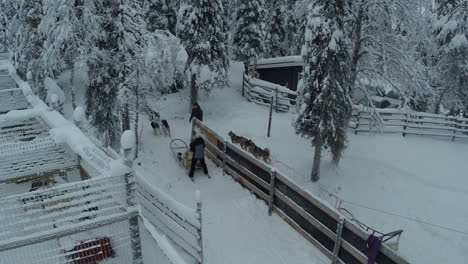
[189,136,208,179]
[189,103,203,122]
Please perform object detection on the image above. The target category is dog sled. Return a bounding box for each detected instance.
[170,139,192,169]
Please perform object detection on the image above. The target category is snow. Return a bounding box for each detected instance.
[249,77,296,95]
[142,217,189,264]
[138,61,468,264]
[121,130,136,150]
[73,106,86,123]
[449,34,468,50]
[256,56,303,66]
[44,77,66,106]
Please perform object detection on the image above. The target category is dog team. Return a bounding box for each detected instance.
[228,131,271,164]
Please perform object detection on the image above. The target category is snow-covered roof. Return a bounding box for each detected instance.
[0,137,78,183]
[0,88,29,113]
[254,56,303,69]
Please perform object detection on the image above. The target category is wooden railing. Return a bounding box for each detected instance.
[352,106,468,141]
[136,174,204,263]
[192,119,410,264]
[242,73,297,112]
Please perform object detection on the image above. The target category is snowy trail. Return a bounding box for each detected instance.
[135,114,328,264]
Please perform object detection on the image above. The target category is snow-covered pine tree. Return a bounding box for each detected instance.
[182,0,229,108]
[232,0,265,73]
[433,0,468,115]
[294,0,352,182]
[264,0,288,57]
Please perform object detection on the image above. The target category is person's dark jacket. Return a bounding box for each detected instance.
[190,107,203,122]
[190,137,205,159]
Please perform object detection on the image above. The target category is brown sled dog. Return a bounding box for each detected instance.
[228,131,250,150]
[250,145,271,164]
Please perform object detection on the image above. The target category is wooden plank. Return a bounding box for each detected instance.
[272,207,343,264]
[224,155,270,190]
[225,166,269,201]
[141,208,202,262]
[204,140,223,156]
[226,142,271,172]
[194,119,224,142]
[268,170,276,215]
[137,188,199,236]
[275,172,340,221]
[205,149,223,166]
[274,190,337,240]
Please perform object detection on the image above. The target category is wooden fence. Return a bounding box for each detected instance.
[352,106,468,141]
[242,73,297,112]
[193,119,409,264]
[136,174,204,263]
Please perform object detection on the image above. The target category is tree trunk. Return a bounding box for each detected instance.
[349,2,365,95]
[189,73,198,113]
[134,86,139,160]
[311,136,322,182]
[122,104,130,131]
[70,65,77,109]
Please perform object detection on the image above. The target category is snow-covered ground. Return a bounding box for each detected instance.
[137,62,468,264]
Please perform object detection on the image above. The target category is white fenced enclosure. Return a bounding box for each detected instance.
[0,55,204,264]
[351,106,468,141]
[242,73,297,112]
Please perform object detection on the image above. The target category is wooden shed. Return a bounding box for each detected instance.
[252,56,303,92]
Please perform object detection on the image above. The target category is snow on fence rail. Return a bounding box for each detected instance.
[136,174,204,263]
[192,119,410,264]
[242,73,297,112]
[352,106,468,141]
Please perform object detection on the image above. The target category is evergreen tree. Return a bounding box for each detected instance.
[85,0,121,147]
[294,0,352,182]
[285,0,305,55]
[232,0,265,73]
[433,0,468,115]
[181,0,229,108]
[264,0,288,57]
[16,0,46,99]
[145,0,177,34]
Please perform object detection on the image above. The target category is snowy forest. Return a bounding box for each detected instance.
[0,0,467,177]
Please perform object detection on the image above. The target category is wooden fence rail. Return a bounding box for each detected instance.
[242,73,297,112]
[193,119,410,264]
[351,106,468,141]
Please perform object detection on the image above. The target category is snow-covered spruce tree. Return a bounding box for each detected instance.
[145,0,177,34]
[285,0,306,56]
[85,0,121,147]
[232,0,265,74]
[181,0,229,108]
[294,0,353,182]
[264,0,288,57]
[40,0,83,108]
[16,0,46,99]
[433,0,468,115]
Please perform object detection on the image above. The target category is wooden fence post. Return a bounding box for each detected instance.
[196,190,204,264]
[452,117,457,142]
[331,217,345,264]
[275,87,279,113]
[268,96,274,137]
[354,110,361,135]
[222,140,227,176]
[402,112,408,137]
[242,74,245,97]
[125,172,143,264]
[268,169,277,216]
